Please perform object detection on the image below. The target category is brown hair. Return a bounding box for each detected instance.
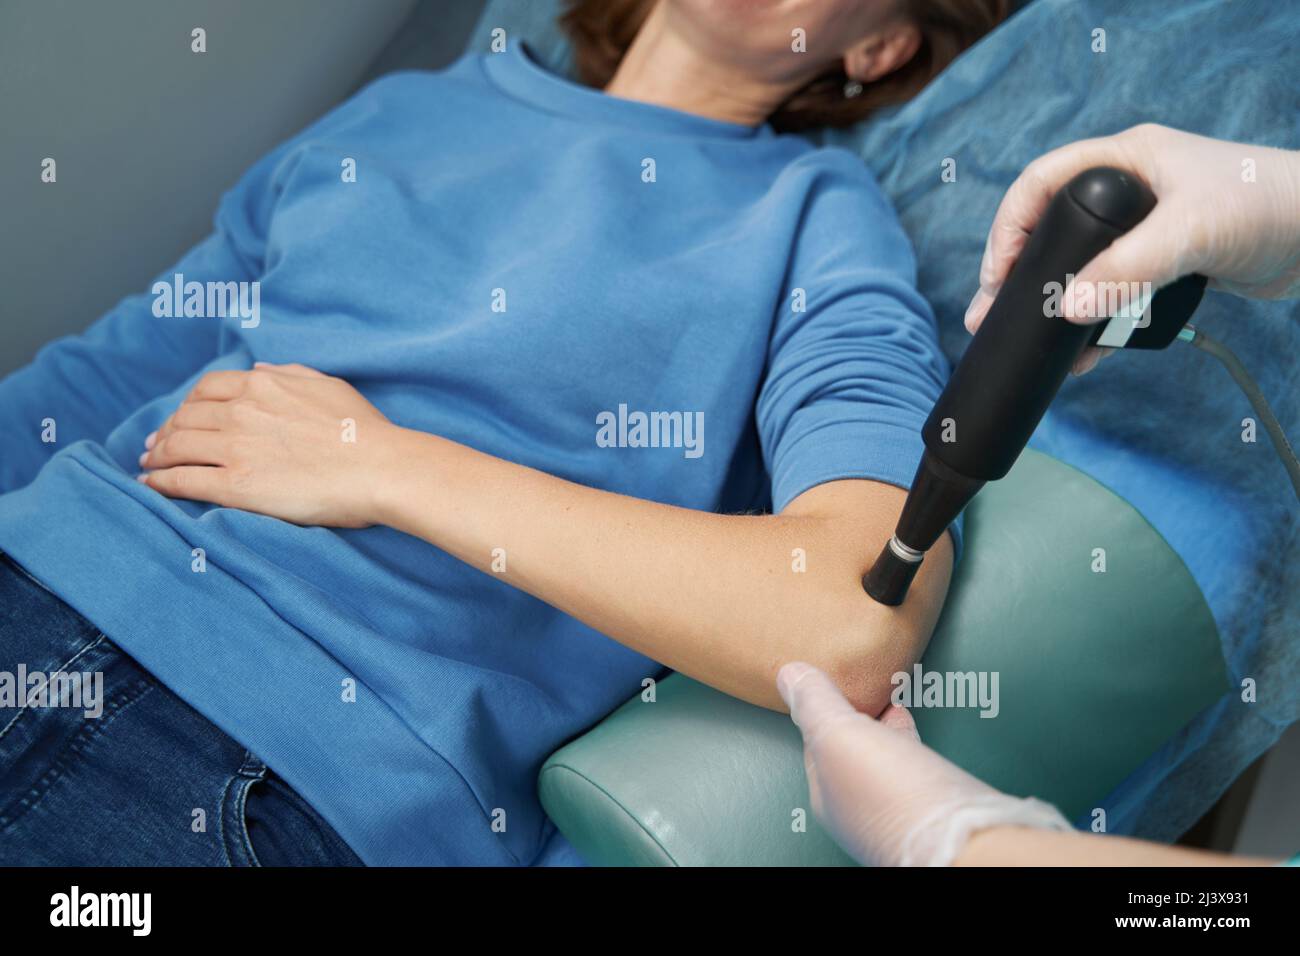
[560,0,1008,132]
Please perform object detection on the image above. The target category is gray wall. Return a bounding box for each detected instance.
[0,0,483,377]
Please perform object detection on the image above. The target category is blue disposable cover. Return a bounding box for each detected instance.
[473,0,1299,841]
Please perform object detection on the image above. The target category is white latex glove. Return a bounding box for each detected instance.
[777,661,1072,867]
[965,124,1300,374]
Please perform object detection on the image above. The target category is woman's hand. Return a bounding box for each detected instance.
[138,363,397,527]
[965,124,1300,374]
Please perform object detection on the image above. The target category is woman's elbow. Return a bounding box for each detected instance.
[816,575,951,716]
[821,630,925,717]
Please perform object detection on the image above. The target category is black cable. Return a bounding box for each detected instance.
[1180,324,1300,502]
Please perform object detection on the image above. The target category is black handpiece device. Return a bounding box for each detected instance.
[862,167,1206,606]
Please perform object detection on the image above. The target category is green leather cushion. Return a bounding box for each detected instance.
[539,450,1229,865]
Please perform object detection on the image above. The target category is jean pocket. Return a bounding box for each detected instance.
[219,752,269,867]
[224,756,364,867]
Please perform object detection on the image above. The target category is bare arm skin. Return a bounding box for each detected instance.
[140,363,952,713]
[372,427,952,713]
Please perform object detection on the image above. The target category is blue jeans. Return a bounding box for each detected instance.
[0,552,362,866]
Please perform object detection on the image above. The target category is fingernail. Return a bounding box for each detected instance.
[144,431,157,450]
[138,451,149,468]
[135,473,149,483]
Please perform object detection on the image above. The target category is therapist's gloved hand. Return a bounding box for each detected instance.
[965,124,1300,374]
[777,661,1072,866]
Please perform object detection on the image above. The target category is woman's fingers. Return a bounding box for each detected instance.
[254,361,328,378]
[138,465,230,505]
[171,400,230,431]
[146,364,321,449]
[142,428,230,469]
[145,371,249,448]
[150,399,230,447]
[187,369,253,402]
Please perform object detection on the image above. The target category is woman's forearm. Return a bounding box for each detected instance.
[372,425,952,712]
[137,365,953,712]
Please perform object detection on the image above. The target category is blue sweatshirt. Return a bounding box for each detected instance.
[0,41,953,865]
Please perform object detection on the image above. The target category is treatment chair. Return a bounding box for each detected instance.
[538,450,1227,865]
[425,0,1261,866]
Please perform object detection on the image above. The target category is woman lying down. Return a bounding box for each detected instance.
[0,0,1003,865]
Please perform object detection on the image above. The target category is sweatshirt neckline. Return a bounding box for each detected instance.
[483,39,772,141]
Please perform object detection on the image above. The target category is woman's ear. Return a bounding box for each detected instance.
[843,20,922,84]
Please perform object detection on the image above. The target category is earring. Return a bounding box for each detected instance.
[843,80,864,99]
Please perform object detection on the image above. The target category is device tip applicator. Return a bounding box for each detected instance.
[862,536,924,606]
